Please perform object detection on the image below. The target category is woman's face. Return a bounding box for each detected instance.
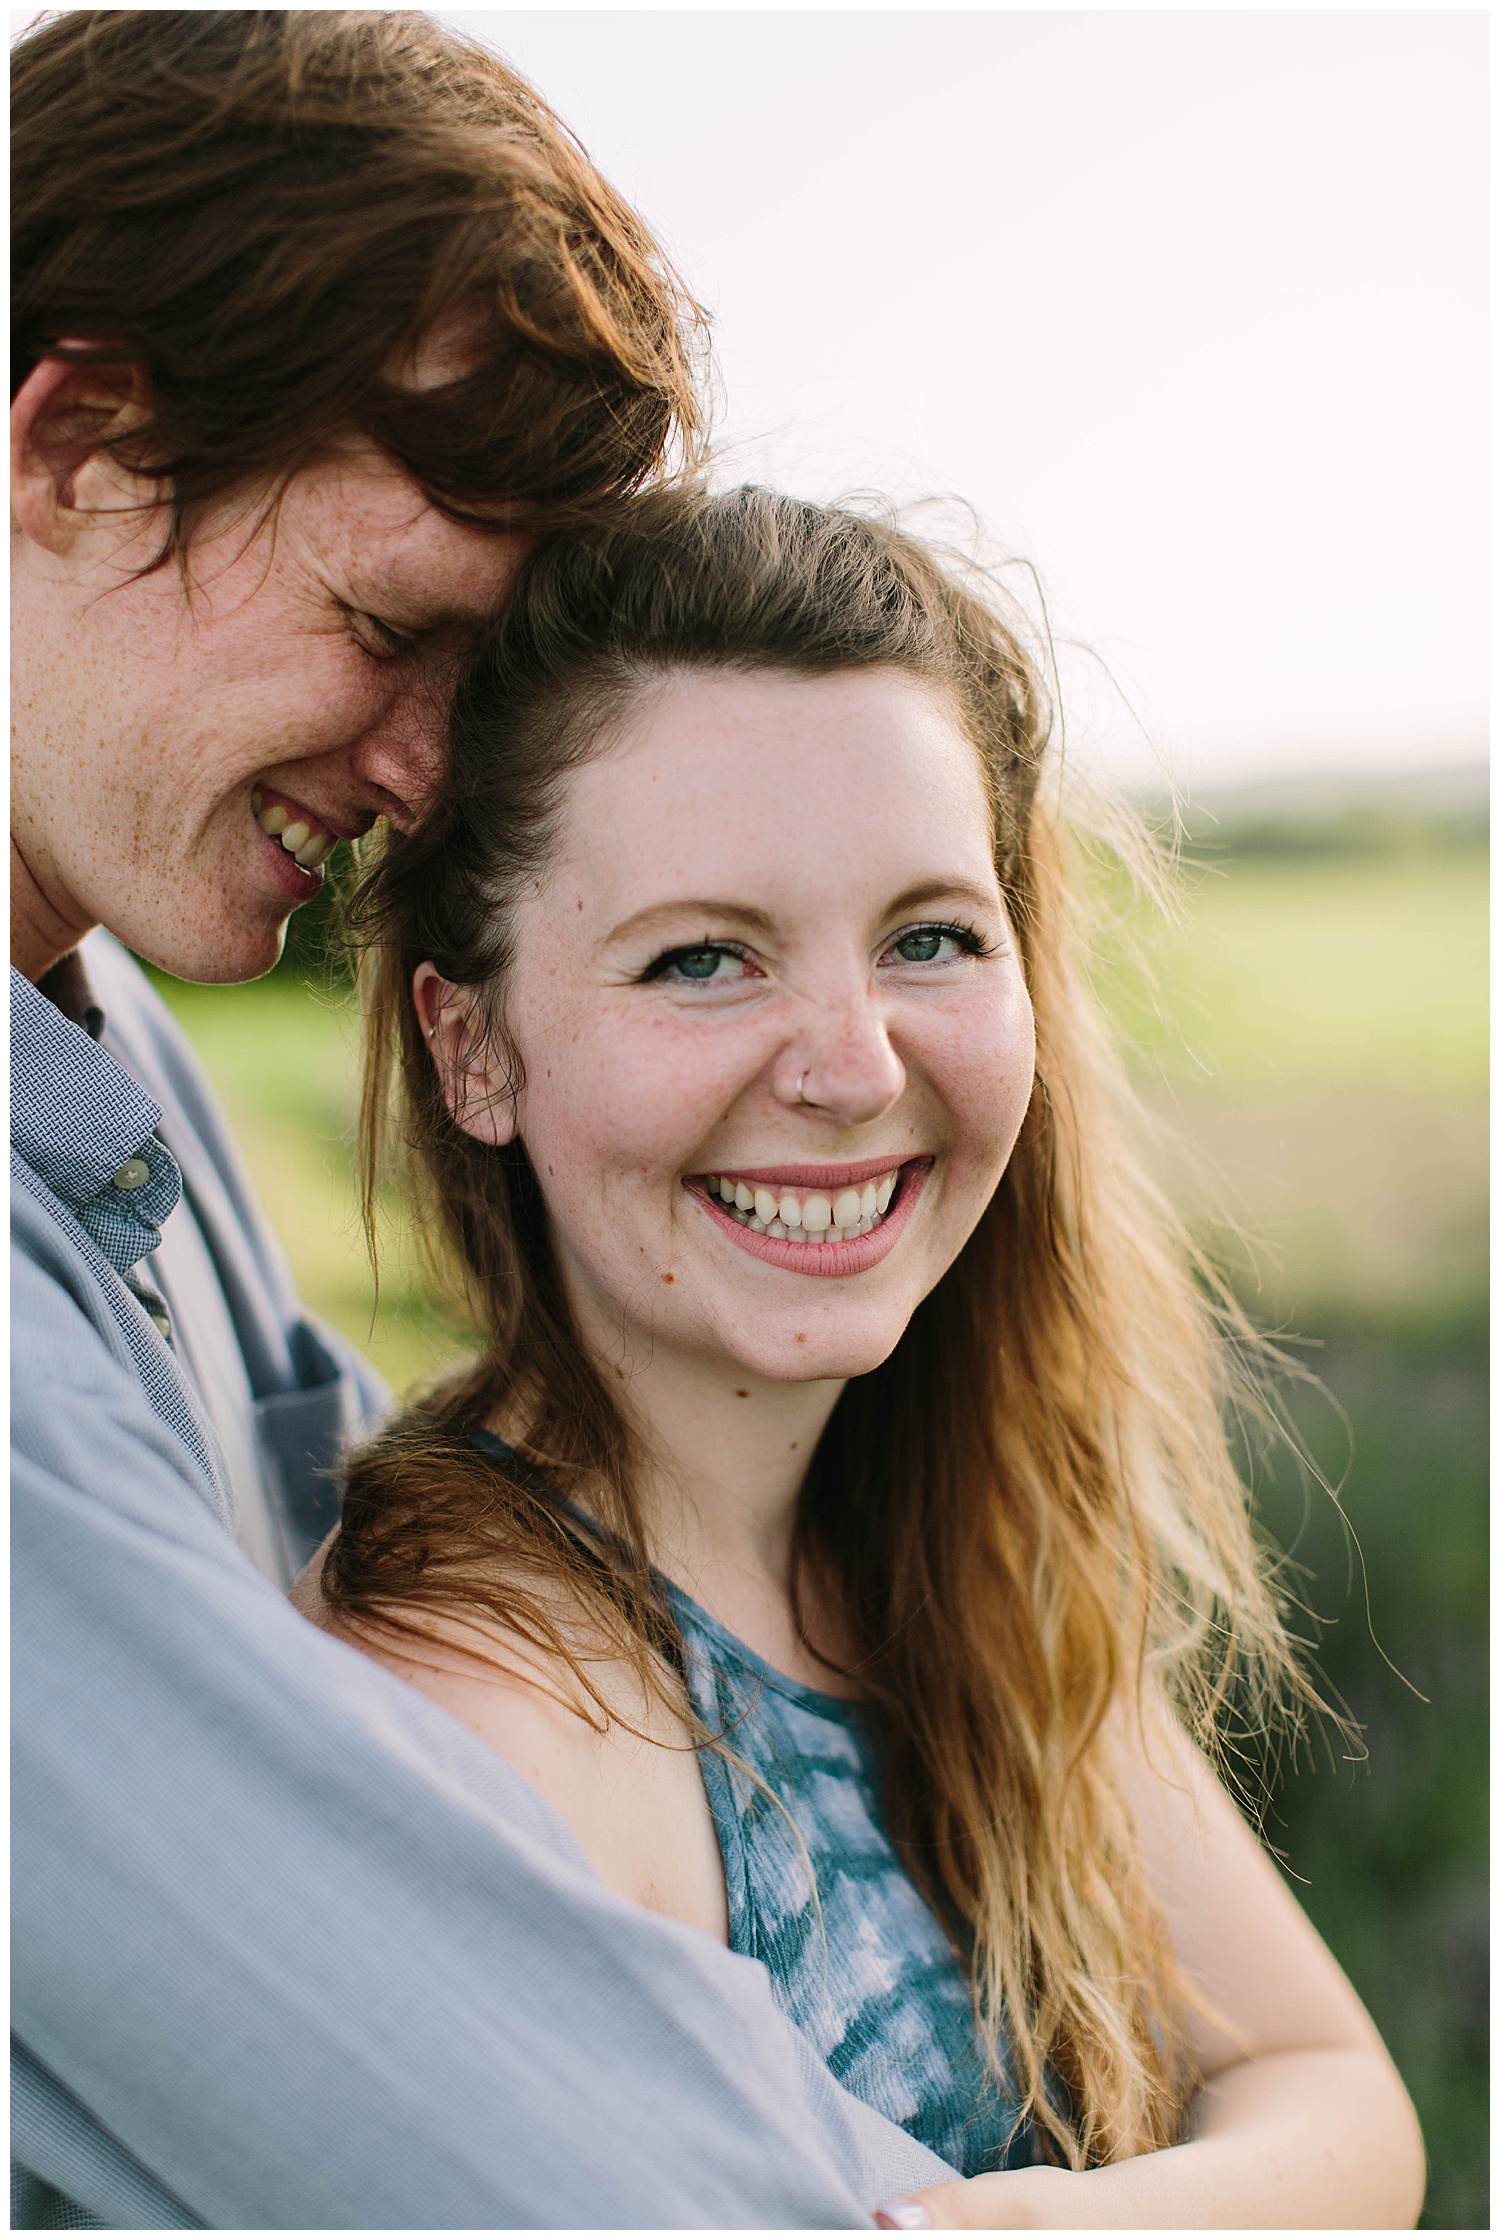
[444,666,1036,1387]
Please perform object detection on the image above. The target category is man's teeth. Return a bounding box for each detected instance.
[702,1169,900,1243]
[251,790,336,870]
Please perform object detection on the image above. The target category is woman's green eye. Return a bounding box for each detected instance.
[645,941,754,986]
[894,928,948,963]
[889,923,984,965]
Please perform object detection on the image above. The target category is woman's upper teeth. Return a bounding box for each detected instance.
[251,788,337,870]
[703,1169,898,1242]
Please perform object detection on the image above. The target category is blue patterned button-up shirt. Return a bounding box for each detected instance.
[12,964,181,1282]
[11,945,957,2230]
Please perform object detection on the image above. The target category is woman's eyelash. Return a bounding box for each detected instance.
[640,923,995,983]
[889,920,997,959]
[640,939,750,983]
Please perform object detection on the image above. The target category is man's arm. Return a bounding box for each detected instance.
[14,1249,953,2227]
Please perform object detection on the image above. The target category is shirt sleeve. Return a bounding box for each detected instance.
[14,1248,959,2228]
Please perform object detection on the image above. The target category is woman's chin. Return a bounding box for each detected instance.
[714,1327,905,1387]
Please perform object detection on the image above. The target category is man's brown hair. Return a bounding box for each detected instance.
[11,9,706,545]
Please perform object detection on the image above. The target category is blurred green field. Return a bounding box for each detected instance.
[147,832,1488,2227]
[1097,848,1487,1326]
[1114,851,1486,1096]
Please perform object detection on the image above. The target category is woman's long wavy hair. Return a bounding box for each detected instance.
[329,486,1312,2168]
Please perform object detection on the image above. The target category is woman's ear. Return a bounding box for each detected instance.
[412,961,519,1147]
[11,351,158,560]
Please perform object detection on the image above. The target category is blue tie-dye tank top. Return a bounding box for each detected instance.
[465,1430,1037,2176]
[663,1580,1038,2176]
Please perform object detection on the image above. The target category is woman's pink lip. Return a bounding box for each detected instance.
[694,1155,915,1190]
[687,1159,931,1278]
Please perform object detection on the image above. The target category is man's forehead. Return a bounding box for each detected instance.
[302,451,528,619]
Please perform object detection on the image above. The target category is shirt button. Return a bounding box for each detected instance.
[147,1309,173,1343]
[112,1157,151,1192]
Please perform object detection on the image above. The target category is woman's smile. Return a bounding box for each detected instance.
[431,662,1037,1386]
[685,1157,930,1276]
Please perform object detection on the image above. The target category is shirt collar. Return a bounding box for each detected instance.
[36,946,108,1041]
[10,962,182,1272]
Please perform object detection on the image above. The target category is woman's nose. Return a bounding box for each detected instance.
[776,998,907,1124]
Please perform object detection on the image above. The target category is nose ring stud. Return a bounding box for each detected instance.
[796,1070,808,1102]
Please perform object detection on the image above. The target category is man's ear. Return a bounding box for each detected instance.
[11,350,159,559]
[412,961,519,1148]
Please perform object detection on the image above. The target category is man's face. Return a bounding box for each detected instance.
[11,434,528,982]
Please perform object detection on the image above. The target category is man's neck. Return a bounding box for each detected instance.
[10,835,95,982]
[35,947,106,1035]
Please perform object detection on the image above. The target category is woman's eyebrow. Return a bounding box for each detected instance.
[602,899,778,947]
[881,878,1004,919]
[603,881,1003,949]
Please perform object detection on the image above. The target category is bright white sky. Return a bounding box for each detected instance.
[442,8,1488,793]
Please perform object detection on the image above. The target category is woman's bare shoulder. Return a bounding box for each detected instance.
[290,1523,647,1750]
[289,1526,730,1942]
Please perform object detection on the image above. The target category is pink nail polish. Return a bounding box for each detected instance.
[874,2203,933,2231]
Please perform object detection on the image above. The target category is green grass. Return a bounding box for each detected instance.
[1105,851,1487,1097]
[1252,1314,1488,2231]
[1092,850,1487,1325]
[146,838,1488,2226]
[150,972,470,1395]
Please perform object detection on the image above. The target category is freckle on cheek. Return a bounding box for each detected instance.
[794,1332,807,1344]
[660,1271,674,1284]
[734,1389,749,1399]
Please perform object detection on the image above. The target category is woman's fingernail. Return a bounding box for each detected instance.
[874,2205,933,2231]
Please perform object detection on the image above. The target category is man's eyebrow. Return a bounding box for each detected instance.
[343,590,479,634]
[341,566,501,631]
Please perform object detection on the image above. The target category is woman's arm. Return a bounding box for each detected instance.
[877,1715,1425,2230]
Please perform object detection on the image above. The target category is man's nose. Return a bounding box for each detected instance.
[777,992,907,1124]
[350,669,453,829]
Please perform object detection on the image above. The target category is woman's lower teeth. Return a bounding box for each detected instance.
[703,1172,897,1244]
